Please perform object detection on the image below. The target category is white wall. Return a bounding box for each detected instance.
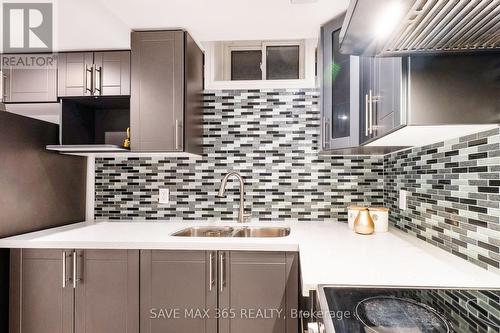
[0,0,131,51]
[54,0,130,51]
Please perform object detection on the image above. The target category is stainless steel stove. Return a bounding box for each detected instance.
[314,286,500,333]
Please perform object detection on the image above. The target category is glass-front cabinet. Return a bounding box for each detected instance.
[320,14,360,151]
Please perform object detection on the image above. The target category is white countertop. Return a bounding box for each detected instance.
[0,220,499,296]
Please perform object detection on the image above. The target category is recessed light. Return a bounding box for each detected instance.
[291,0,318,4]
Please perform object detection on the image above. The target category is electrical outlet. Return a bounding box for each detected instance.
[159,188,170,204]
[399,189,407,210]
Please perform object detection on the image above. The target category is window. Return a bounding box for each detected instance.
[204,39,317,89]
[265,45,300,80]
[219,40,305,81]
[231,50,262,80]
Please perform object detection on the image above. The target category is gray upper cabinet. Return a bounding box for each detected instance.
[374,57,402,137]
[359,56,403,144]
[93,52,131,96]
[406,54,500,125]
[140,250,217,333]
[3,54,57,103]
[10,249,140,333]
[57,52,94,97]
[131,30,203,153]
[58,51,130,97]
[359,56,375,143]
[320,15,360,151]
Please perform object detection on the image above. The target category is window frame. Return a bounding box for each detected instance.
[222,40,305,81]
[223,42,262,81]
[203,39,318,90]
[262,40,305,81]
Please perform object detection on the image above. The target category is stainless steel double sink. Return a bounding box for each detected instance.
[171,226,290,238]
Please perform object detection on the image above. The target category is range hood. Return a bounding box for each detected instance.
[340,0,500,56]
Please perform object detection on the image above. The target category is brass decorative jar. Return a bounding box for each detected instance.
[353,208,375,235]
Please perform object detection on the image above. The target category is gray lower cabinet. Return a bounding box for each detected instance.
[9,249,74,333]
[11,249,297,333]
[74,250,139,333]
[130,30,203,153]
[140,250,217,333]
[140,250,298,333]
[10,249,140,333]
[218,251,298,333]
[3,54,57,102]
[58,51,130,97]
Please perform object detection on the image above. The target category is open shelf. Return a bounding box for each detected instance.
[59,96,130,150]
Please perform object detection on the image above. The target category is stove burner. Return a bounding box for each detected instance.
[354,296,451,333]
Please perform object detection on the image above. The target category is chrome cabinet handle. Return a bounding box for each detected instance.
[94,66,102,95]
[0,71,4,102]
[62,251,68,288]
[325,119,331,147]
[323,118,330,148]
[175,120,179,150]
[72,251,77,288]
[85,65,93,94]
[365,94,369,136]
[72,251,82,288]
[322,117,326,147]
[209,252,215,291]
[219,252,225,293]
[175,120,182,150]
[369,89,373,135]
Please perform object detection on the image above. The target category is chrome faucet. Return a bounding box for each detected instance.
[217,171,251,223]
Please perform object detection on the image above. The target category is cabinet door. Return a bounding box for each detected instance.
[359,56,376,143]
[320,15,360,150]
[219,251,298,333]
[75,250,139,333]
[140,250,217,333]
[131,31,184,151]
[3,55,57,102]
[93,51,131,96]
[58,52,94,97]
[374,57,402,137]
[9,249,74,333]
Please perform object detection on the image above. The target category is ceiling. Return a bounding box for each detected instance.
[53,0,349,50]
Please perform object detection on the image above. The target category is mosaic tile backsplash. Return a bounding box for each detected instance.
[406,289,500,333]
[95,89,499,331]
[95,89,499,275]
[384,127,500,274]
[95,89,384,222]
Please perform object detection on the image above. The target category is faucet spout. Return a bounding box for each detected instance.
[217,171,251,223]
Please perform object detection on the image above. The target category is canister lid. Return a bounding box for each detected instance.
[369,207,390,212]
[347,205,366,210]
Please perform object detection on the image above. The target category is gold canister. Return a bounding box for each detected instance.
[353,208,375,235]
[347,205,366,230]
[123,127,131,149]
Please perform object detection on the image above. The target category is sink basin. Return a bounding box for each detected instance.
[233,227,290,238]
[172,226,234,237]
[171,226,290,238]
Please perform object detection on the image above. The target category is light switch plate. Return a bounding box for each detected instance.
[159,188,170,204]
[399,190,407,210]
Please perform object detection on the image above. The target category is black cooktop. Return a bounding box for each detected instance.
[320,287,500,333]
